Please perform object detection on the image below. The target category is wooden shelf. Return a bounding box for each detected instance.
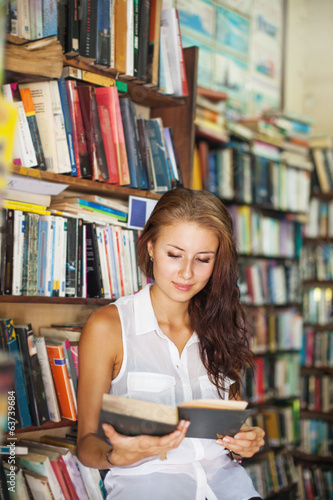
[10,164,162,200]
[63,55,187,109]
[303,280,333,287]
[301,366,333,375]
[242,302,302,309]
[303,237,333,244]
[222,198,309,220]
[0,295,112,305]
[300,410,333,422]
[294,450,333,464]
[12,419,76,435]
[238,253,298,261]
[303,323,333,331]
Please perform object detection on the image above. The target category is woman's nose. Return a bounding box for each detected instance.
[179,259,193,280]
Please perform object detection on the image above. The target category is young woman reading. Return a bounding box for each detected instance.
[77,188,265,499]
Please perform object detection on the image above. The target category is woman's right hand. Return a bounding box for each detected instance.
[102,420,190,466]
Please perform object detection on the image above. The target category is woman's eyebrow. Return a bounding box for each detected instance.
[166,244,216,254]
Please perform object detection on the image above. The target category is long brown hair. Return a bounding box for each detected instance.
[137,188,253,398]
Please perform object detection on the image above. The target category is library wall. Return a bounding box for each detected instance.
[284,0,333,136]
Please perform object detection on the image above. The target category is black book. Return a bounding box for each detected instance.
[76,218,83,298]
[79,0,98,61]
[65,218,78,298]
[85,222,104,298]
[96,0,110,66]
[66,0,80,55]
[98,394,253,440]
[15,324,50,427]
[137,0,151,82]
[137,118,154,190]
[0,209,8,295]
[4,209,14,295]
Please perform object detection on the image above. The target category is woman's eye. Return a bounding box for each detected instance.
[167,252,181,259]
[198,258,210,264]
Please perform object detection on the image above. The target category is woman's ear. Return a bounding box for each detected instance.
[147,240,153,259]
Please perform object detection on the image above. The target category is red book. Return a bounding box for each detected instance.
[65,80,91,178]
[95,87,120,184]
[113,88,131,185]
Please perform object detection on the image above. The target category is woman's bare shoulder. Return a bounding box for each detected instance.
[80,304,122,350]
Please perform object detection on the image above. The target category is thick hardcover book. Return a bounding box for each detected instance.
[65,217,78,297]
[58,78,77,176]
[77,85,110,182]
[19,87,46,170]
[65,80,91,178]
[98,394,252,440]
[1,318,32,428]
[137,0,151,82]
[15,323,50,427]
[119,98,140,188]
[85,222,104,298]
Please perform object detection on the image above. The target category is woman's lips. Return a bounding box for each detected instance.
[173,282,193,291]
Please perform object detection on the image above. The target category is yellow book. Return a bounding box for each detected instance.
[4,199,47,210]
[3,201,51,215]
[192,145,203,190]
[0,96,18,191]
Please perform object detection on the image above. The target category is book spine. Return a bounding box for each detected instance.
[42,0,57,36]
[58,78,78,176]
[114,0,127,73]
[76,218,83,298]
[21,0,31,39]
[95,226,111,299]
[4,209,14,295]
[66,0,80,55]
[79,0,98,60]
[133,0,139,77]
[12,211,24,296]
[96,0,111,66]
[85,222,104,298]
[137,0,150,82]
[49,80,72,175]
[119,98,139,188]
[90,87,110,182]
[65,218,78,297]
[35,336,61,422]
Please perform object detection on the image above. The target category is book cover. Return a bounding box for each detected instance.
[22,469,54,500]
[145,118,171,192]
[137,0,151,82]
[65,217,78,298]
[95,88,121,184]
[1,318,32,428]
[19,86,47,170]
[77,84,109,182]
[96,0,111,66]
[95,86,129,185]
[34,336,62,423]
[42,0,57,36]
[45,341,77,421]
[85,222,104,298]
[98,394,252,440]
[19,82,59,173]
[65,80,91,178]
[58,78,77,176]
[49,80,73,175]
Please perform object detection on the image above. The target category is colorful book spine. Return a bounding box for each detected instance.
[58,78,77,176]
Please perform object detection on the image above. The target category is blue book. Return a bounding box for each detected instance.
[42,0,57,36]
[78,199,127,220]
[96,0,110,65]
[1,318,32,429]
[58,78,77,176]
[145,118,171,192]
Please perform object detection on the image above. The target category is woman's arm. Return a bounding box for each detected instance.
[76,305,189,469]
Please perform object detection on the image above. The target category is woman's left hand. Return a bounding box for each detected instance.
[217,423,265,458]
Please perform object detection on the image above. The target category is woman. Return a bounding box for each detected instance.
[77,188,265,499]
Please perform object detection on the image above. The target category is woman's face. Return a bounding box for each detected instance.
[147,221,219,303]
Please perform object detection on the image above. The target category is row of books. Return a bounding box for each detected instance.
[1,434,107,500]
[243,353,300,403]
[304,197,333,238]
[246,307,303,354]
[258,404,299,448]
[8,0,188,95]
[238,259,301,306]
[300,373,333,413]
[303,287,333,326]
[0,207,142,299]
[300,244,333,281]
[310,136,333,194]
[244,450,298,499]
[301,328,333,368]
[1,318,80,430]
[228,204,299,258]
[2,79,182,191]
[196,140,311,213]
[298,418,333,457]
[297,463,333,500]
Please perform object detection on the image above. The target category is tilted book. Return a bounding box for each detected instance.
[98,394,253,440]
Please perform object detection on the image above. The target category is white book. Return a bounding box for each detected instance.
[49,80,72,174]
[122,229,133,295]
[52,216,64,297]
[21,0,31,39]
[19,81,59,173]
[128,230,138,293]
[159,24,175,95]
[96,226,111,299]
[112,226,125,297]
[17,452,65,500]
[23,470,54,500]
[160,9,184,96]
[4,188,51,207]
[126,0,134,76]
[12,210,25,296]
[34,336,61,422]
[76,458,105,500]
[105,226,118,298]
[102,227,114,298]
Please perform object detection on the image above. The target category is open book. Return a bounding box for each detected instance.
[98,394,253,440]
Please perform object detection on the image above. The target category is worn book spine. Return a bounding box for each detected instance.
[90,87,110,182]
[119,98,139,188]
[96,100,120,184]
[137,0,150,82]
[79,0,98,61]
[114,0,127,74]
[19,87,46,170]
[66,0,80,55]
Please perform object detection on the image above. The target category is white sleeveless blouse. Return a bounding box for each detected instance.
[103,284,261,500]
